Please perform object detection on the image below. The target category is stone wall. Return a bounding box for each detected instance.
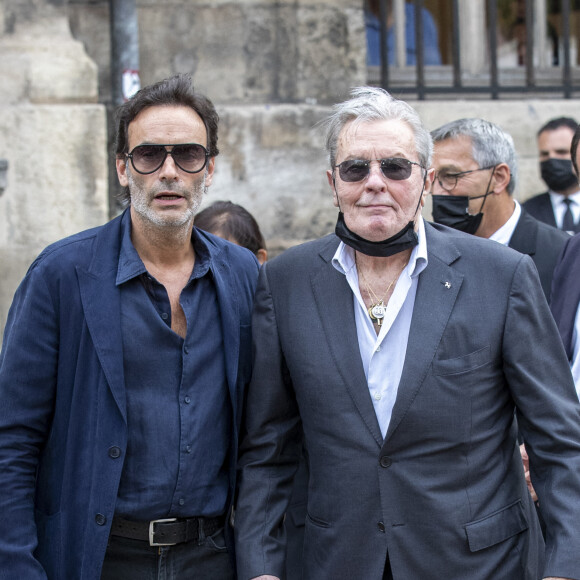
[1,0,579,342]
[0,9,108,340]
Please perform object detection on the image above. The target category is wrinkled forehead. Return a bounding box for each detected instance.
[336,118,418,160]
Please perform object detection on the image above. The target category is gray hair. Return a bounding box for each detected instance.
[431,118,518,195]
[322,86,433,170]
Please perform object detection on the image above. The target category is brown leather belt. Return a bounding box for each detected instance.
[110,515,224,547]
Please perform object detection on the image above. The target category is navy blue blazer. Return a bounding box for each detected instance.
[0,210,259,579]
[550,233,580,359]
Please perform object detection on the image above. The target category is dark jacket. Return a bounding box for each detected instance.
[0,209,259,579]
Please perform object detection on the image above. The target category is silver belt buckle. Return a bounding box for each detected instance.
[149,517,178,546]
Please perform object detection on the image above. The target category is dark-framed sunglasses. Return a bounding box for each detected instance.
[126,143,209,175]
[335,157,424,183]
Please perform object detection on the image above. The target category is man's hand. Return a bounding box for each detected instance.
[520,443,538,502]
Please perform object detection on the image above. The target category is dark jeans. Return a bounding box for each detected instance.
[100,525,234,580]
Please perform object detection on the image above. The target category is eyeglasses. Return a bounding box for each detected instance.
[126,143,209,175]
[435,165,496,193]
[335,157,424,183]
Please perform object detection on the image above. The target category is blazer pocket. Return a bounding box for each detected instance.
[432,345,491,376]
[306,512,331,528]
[464,500,528,552]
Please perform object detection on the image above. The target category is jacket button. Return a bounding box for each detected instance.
[95,513,106,526]
[108,446,121,459]
[379,456,392,468]
[378,521,385,533]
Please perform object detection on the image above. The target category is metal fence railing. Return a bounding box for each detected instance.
[372,0,580,99]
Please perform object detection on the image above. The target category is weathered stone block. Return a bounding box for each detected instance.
[0,16,98,104]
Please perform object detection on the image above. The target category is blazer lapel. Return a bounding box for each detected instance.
[211,247,240,404]
[385,225,463,443]
[311,238,383,447]
[508,209,537,257]
[76,216,127,421]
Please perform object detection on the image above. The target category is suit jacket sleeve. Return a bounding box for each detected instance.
[235,263,302,580]
[505,256,580,578]
[0,260,58,578]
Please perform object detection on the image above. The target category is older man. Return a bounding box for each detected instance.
[234,87,580,580]
[430,118,569,301]
[0,74,259,579]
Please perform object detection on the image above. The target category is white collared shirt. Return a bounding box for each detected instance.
[571,306,580,399]
[489,200,521,246]
[549,189,580,230]
[332,217,429,438]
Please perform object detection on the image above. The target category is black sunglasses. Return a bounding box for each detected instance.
[126,143,209,175]
[335,157,424,183]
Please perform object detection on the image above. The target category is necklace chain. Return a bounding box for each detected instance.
[355,253,406,325]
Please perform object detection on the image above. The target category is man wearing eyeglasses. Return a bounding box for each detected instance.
[430,118,569,302]
[234,87,580,580]
[0,74,259,579]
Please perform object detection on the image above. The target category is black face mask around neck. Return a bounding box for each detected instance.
[431,195,483,235]
[335,212,418,257]
[540,158,578,192]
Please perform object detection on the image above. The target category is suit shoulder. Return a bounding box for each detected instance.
[426,221,527,269]
[535,219,570,245]
[27,219,118,275]
[522,192,550,209]
[267,234,338,269]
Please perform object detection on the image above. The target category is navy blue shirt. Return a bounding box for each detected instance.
[115,212,231,520]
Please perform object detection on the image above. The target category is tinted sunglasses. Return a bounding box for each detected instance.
[335,157,423,183]
[126,143,209,175]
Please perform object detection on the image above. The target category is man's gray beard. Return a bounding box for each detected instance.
[128,171,207,229]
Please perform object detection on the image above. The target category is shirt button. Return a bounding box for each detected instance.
[374,393,382,401]
[108,446,121,459]
[378,521,385,533]
[161,312,169,320]
[186,445,192,454]
[376,346,381,352]
[179,498,185,506]
[184,346,189,354]
[184,396,191,404]
[95,513,107,526]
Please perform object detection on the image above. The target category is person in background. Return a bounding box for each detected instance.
[430,117,569,301]
[550,124,580,396]
[0,74,259,579]
[195,200,268,264]
[195,199,307,579]
[524,117,580,234]
[365,0,442,66]
[234,85,580,580]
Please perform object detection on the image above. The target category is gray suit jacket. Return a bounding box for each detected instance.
[235,222,580,580]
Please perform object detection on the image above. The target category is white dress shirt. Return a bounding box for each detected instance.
[332,217,428,438]
[489,199,521,246]
[549,189,580,230]
[570,306,580,400]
